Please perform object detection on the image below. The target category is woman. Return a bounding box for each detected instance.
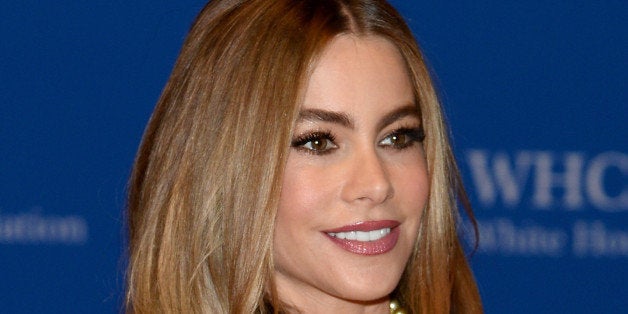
[126,0,482,313]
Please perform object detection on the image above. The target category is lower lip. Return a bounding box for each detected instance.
[324,227,400,256]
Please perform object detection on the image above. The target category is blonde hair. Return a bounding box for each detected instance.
[126,0,482,313]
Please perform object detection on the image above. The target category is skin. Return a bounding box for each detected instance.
[273,35,429,313]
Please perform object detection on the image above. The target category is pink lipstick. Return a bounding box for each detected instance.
[323,220,400,255]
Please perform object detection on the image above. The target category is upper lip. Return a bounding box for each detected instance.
[323,220,400,233]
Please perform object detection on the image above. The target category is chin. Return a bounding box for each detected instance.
[335,286,396,305]
[332,267,403,302]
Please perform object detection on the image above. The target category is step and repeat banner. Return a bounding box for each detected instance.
[1,1,625,313]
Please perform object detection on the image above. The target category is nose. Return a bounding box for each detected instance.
[340,148,393,206]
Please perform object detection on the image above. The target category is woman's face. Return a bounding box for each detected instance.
[273,35,429,311]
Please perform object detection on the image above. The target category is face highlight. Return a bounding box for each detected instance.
[273,35,429,313]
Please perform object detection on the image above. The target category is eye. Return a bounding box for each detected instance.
[291,131,338,154]
[379,127,425,149]
[303,138,334,151]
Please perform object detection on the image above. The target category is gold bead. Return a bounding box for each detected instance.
[389,299,407,314]
[389,299,400,311]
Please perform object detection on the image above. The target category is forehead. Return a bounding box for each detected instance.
[302,35,415,117]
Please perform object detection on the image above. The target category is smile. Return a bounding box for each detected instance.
[323,221,400,255]
[327,228,391,242]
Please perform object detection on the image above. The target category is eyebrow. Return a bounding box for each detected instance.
[297,104,419,130]
[297,108,354,128]
[376,104,420,131]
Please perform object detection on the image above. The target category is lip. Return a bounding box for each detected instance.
[323,220,400,233]
[323,220,401,256]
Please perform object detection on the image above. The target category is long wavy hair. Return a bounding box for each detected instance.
[126,0,482,313]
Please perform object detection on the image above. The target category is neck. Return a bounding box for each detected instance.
[279,294,390,314]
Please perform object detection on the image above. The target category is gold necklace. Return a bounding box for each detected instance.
[389,298,407,314]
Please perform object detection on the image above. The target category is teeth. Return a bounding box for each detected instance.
[328,228,391,242]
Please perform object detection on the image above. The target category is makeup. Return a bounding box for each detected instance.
[323,220,400,255]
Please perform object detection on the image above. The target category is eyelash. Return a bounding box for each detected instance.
[382,126,426,149]
[291,131,337,155]
[290,127,425,155]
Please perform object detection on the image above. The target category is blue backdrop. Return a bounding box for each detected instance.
[1,1,626,313]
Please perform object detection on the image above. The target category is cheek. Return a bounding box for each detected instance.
[400,167,429,199]
[276,159,338,226]
[391,155,430,213]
